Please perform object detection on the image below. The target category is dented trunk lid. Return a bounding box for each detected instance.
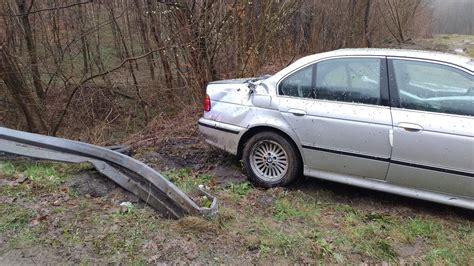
[206,75,271,104]
[204,76,272,123]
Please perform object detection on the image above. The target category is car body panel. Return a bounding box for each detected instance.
[305,167,474,210]
[277,97,393,180]
[387,109,474,198]
[385,56,474,199]
[198,118,244,154]
[199,48,474,210]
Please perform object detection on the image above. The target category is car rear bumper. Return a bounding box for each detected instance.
[198,118,245,155]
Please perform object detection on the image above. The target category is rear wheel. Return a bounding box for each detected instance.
[242,132,302,188]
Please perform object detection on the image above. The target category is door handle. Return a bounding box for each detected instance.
[288,109,306,116]
[398,122,423,132]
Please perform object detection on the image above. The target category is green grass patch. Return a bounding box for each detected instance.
[249,220,343,261]
[0,161,17,175]
[352,224,397,261]
[93,208,160,259]
[0,203,35,233]
[273,197,307,221]
[225,182,253,198]
[256,222,305,257]
[7,226,42,249]
[334,207,474,264]
[39,197,161,262]
[403,217,443,240]
[0,183,32,198]
[337,210,399,261]
[164,168,213,193]
[0,160,88,189]
[23,163,65,187]
[272,192,321,221]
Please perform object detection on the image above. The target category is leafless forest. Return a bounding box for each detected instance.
[0,0,467,142]
[432,0,473,35]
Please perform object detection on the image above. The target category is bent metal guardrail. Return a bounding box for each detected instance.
[0,127,217,219]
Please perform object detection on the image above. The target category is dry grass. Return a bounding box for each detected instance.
[382,34,474,58]
[126,105,201,148]
[175,216,219,234]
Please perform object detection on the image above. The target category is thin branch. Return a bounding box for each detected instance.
[155,0,187,10]
[51,45,181,135]
[26,0,36,14]
[1,0,92,17]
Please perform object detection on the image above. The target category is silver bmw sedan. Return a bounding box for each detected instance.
[198,48,473,210]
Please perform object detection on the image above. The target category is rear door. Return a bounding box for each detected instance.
[276,56,393,180]
[386,58,474,198]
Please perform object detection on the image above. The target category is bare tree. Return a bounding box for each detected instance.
[378,0,427,43]
[16,0,45,100]
[0,45,48,133]
[364,0,373,47]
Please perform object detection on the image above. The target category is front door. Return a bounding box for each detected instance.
[276,57,393,180]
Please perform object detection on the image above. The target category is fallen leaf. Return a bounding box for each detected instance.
[143,240,158,251]
[15,174,28,184]
[30,215,49,226]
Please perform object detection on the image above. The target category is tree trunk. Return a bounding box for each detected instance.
[147,0,174,96]
[133,0,155,80]
[364,0,373,47]
[78,2,90,74]
[16,0,45,100]
[0,45,48,134]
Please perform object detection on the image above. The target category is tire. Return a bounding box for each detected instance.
[242,131,302,188]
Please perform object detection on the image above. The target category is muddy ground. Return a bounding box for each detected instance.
[0,133,472,264]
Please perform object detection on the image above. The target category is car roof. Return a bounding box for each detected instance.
[267,48,473,87]
[293,48,473,71]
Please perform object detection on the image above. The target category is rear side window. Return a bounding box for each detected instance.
[278,58,382,105]
[279,65,313,98]
[392,60,473,116]
[315,58,381,105]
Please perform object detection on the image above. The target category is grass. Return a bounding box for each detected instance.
[0,160,87,189]
[423,34,474,57]
[256,223,305,257]
[466,47,474,57]
[0,160,472,264]
[0,161,17,175]
[164,168,213,193]
[272,193,320,221]
[0,203,35,233]
[403,217,442,239]
[227,182,252,197]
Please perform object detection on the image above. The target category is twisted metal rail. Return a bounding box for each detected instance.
[0,127,217,219]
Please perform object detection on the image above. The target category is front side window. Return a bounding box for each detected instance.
[392,60,473,116]
[315,58,381,105]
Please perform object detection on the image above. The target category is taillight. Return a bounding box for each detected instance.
[204,94,211,112]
